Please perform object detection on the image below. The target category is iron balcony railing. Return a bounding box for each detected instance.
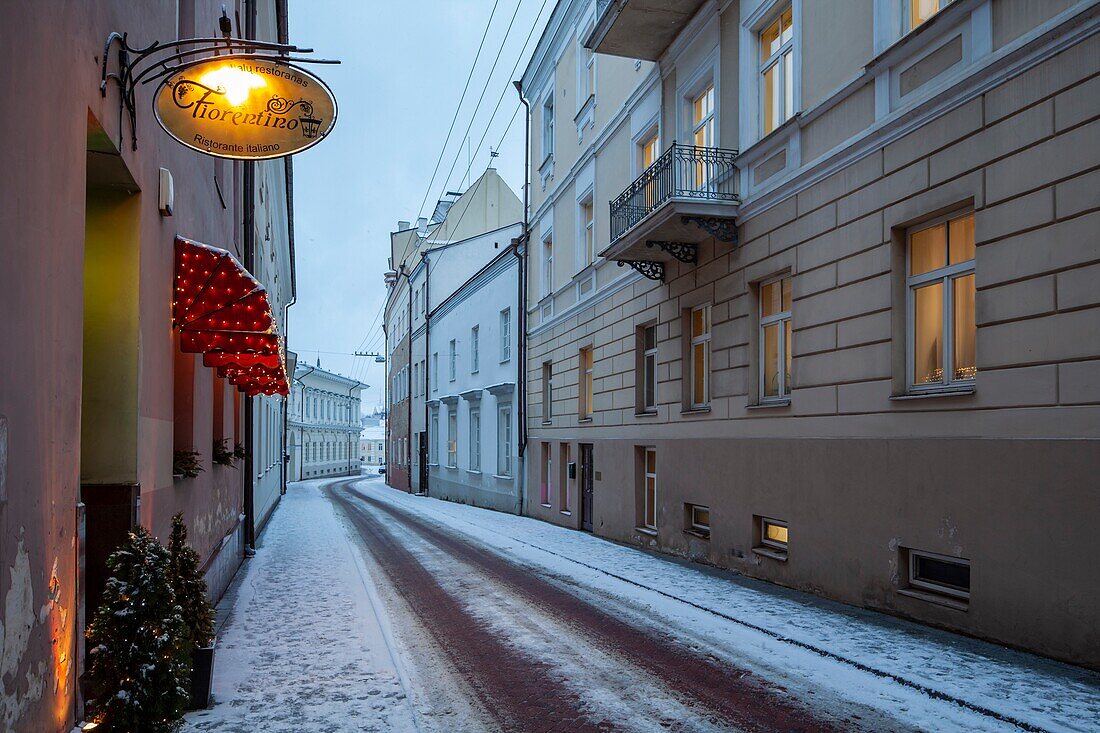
[609,142,739,243]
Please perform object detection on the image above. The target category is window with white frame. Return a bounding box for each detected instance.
[430,409,439,464]
[642,448,657,530]
[448,339,456,382]
[432,353,438,391]
[639,324,657,413]
[579,347,594,419]
[907,211,976,390]
[758,516,789,553]
[542,95,554,162]
[690,85,716,190]
[542,361,553,421]
[500,308,511,362]
[760,6,794,136]
[577,29,595,108]
[471,325,479,372]
[689,305,711,408]
[639,130,660,208]
[469,408,481,471]
[497,403,513,476]
[907,0,953,32]
[905,547,970,601]
[579,196,595,268]
[688,504,710,536]
[541,235,554,297]
[760,276,792,401]
[447,410,457,467]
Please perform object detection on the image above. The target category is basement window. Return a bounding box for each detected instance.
[903,548,970,605]
[685,504,710,538]
[753,516,788,560]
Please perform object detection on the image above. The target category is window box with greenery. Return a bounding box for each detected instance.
[212,438,235,467]
[173,449,204,480]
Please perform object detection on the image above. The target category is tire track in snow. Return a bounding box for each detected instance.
[338,481,853,733]
[327,482,620,733]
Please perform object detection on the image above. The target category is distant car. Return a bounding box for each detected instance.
[378,464,386,475]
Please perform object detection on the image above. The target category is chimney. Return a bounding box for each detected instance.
[417,217,428,235]
[397,220,410,231]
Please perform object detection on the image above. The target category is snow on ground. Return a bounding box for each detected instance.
[347,479,1100,733]
[181,477,421,733]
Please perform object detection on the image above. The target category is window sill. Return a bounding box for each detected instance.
[541,420,553,426]
[578,417,593,424]
[427,463,439,467]
[890,387,975,401]
[684,528,711,540]
[466,469,482,475]
[492,474,513,480]
[752,546,788,562]
[747,399,791,410]
[680,407,711,415]
[635,410,658,417]
[635,526,658,537]
[560,510,572,516]
[540,503,552,508]
[897,587,969,611]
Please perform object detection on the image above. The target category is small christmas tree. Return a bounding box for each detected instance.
[85,527,191,731]
[168,512,215,649]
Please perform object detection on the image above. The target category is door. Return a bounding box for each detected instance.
[418,432,428,495]
[580,444,594,532]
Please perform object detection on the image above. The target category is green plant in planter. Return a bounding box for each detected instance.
[212,438,234,467]
[85,527,191,731]
[168,513,215,649]
[232,441,246,462]
[173,449,204,479]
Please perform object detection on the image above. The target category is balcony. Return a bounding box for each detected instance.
[602,143,739,281]
[587,0,709,60]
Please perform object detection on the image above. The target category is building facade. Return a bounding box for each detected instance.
[522,0,1100,668]
[359,421,386,467]
[0,1,297,729]
[287,363,364,480]
[383,169,524,500]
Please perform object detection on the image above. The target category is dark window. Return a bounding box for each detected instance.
[913,554,970,593]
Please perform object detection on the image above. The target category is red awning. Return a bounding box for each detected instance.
[174,237,288,395]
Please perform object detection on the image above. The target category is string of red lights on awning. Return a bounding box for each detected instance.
[173,236,288,396]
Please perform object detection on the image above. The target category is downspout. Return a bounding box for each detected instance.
[512,80,531,516]
[406,266,413,493]
[422,254,431,497]
[242,0,258,552]
[278,0,294,497]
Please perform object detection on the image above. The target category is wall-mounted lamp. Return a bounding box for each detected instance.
[158,167,174,217]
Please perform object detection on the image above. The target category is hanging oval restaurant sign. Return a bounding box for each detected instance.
[154,56,337,160]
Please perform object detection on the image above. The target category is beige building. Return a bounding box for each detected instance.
[521,0,1100,669]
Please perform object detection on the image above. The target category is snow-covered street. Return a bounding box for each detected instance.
[183,477,1099,733]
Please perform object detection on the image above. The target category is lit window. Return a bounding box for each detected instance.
[579,347,594,419]
[759,517,788,553]
[759,276,792,401]
[909,0,953,32]
[691,85,715,189]
[690,305,710,409]
[497,404,513,476]
[447,410,457,467]
[639,131,660,208]
[906,548,970,601]
[643,448,657,530]
[469,408,480,471]
[471,326,479,373]
[760,7,794,136]
[639,324,657,413]
[542,361,553,421]
[500,309,511,362]
[907,211,976,390]
[688,504,710,536]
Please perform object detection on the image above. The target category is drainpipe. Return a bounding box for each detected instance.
[280,156,296,495]
[512,80,531,516]
[242,0,258,553]
[422,254,432,497]
[406,266,413,492]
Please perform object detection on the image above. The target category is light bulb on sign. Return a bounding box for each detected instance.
[199,65,267,106]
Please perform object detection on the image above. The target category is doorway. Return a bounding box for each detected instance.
[580,443,594,532]
[417,432,428,495]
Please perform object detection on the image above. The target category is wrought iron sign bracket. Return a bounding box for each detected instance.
[681,216,739,244]
[100,31,338,150]
[617,260,665,282]
[646,241,697,264]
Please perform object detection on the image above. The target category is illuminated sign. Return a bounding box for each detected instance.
[154,56,337,160]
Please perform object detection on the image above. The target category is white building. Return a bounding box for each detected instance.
[359,421,386,467]
[287,362,365,480]
[414,225,525,513]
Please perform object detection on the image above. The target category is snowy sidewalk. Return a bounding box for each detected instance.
[181,477,420,733]
[353,480,1100,733]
